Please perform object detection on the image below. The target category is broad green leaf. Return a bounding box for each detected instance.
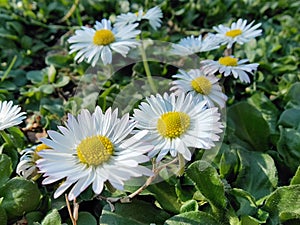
[0,154,12,187]
[25,211,44,225]
[285,82,300,108]
[229,188,257,216]
[53,76,70,88]
[0,177,41,220]
[247,92,279,133]
[45,54,73,68]
[186,160,227,214]
[278,108,300,131]
[77,212,97,225]
[99,199,170,225]
[227,102,270,151]
[219,148,239,180]
[41,209,61,225]
[234,149,277,200]
[291,166,300,185]
[26,70,43,84]
[164,211,222,225]
[180,200,198,213]
[39,84,54,94]
[0,205,7,225]
[263,185,300,223]
[277,127,300,174]
[147,181,182,213]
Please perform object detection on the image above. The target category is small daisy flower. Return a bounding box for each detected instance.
[133,92,223,162]
[213,18,262,49]
[201,56,259,83]
[0,100,26,131]
[170,69,227,108]
[36,106,153,200]
[16,144,49,180]
[170,34,221,56]
[115,6,163,30]
[68,19,140,66]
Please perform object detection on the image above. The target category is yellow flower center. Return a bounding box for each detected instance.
[157,112,190,139]
[218,56,238,66]
[76,135,114,166]
[225,29,242,38]
[191,76,212,95]
[93,29,115,46]
[34,144,50,161]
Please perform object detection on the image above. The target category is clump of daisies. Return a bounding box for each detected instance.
[115,6,163,30]
[36,107,153,200]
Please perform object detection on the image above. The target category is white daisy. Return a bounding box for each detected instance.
[115,6,163,30]
[16,144,49,180]
[170,69,227,108]
[170,34,222,56]
[0,100,26,131]
[213,18,262,49]
[68,18,140,66]
[36,106,153,200]
[133,92,223,162]
[201,56,259,83]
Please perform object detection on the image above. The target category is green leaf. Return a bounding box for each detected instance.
[0,205,7,225]
[77,212,97,225]
[99,199,170,225]
[219,148,239,180]
[185,160,227,214]
[291,166,300,185]
[229,188,257,216]
[53,76,70,88]
[234,149,277,200]
[0,177,41,220]
[227,102,270,151]
[277,127,300,174]
[247,92,279,133]
[41,209,61,225]
[180,200,198,213]
[26,70,44,84]
[164,211,222,225]
[278,108,300,131]
[285,82,300,108]
[0,154,12,187]
[263,185,300,223]
[45,54,73,68]
[147,181,182,213]
[25,211,44,225]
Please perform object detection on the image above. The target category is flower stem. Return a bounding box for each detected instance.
[177,153,186,176]
[1,55,17,82]
[125,157,179,200]
[0,130,14,147]
[139,42,157,93]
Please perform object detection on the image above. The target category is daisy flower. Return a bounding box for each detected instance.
[213,18,262,49]
[115,6,163,30]
[16,144,49,180]
[170,34,222,56]
[36,106,153,200]
[68,19,140,66]
[133,92,223,162]
[170,69,227,108]
[201,56,259,83]
[0,100,26,131]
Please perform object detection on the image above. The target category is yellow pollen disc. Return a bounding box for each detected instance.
[191,76,212,95]
[93,29,115,46]
[157,112,190,139]
[225,29,242,37]
[34,144,51,161]
[77,135,114,166]
[218,56,238,66]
